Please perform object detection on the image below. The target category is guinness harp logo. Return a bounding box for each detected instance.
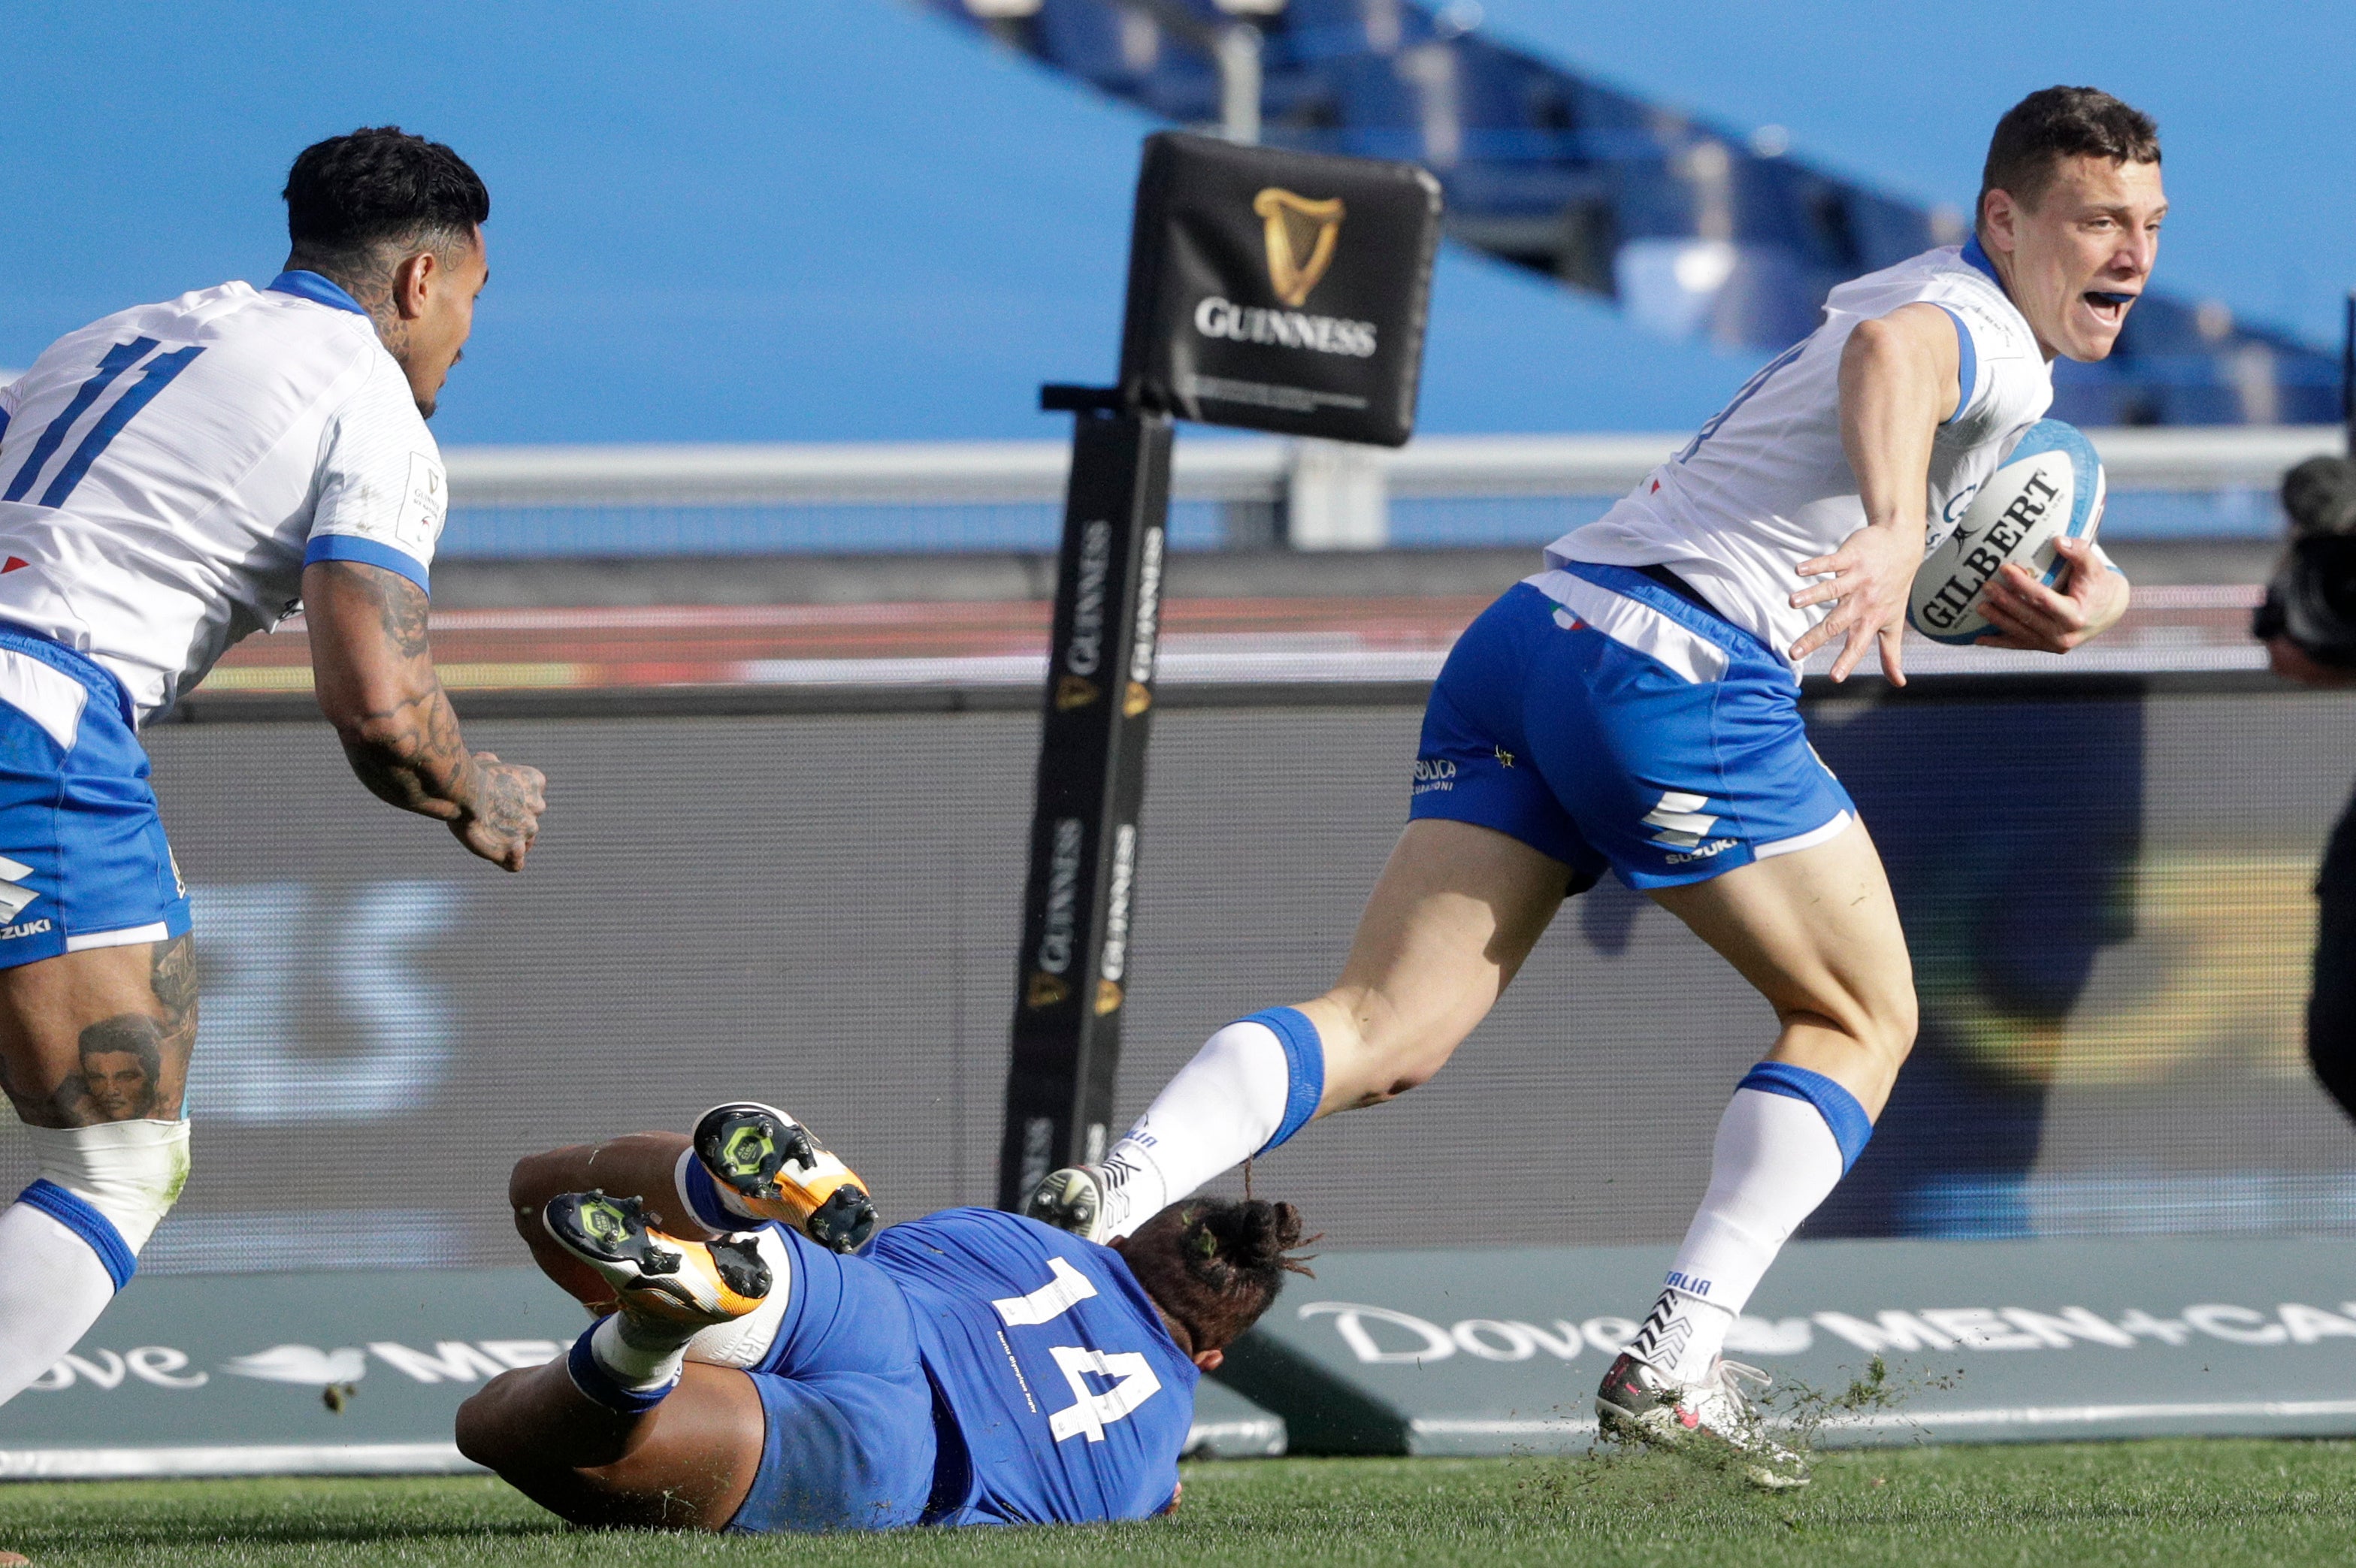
[1253,187,1345,308]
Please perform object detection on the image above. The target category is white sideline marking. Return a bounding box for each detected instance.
[1408,1397,2356,1444]
[1820,1397,2356,1431]
[1414,1417,1601,1437]
[0,1443,481,1481]
[12,1401,2356,1477]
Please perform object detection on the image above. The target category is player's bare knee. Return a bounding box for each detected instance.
[1783,985,1915,1071]
[1382,1054,1447,1101]
[1846,980,1919,1065]
[452,1384,514,1470]
[1326,1034,1447,1108]
[507,1150,568,1219]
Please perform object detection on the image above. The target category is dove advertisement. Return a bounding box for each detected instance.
[1213,1235,2356,1455]
[0,1267,585,1476]
[0,1266,1287,1475]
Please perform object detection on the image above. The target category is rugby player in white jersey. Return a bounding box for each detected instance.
[1029,86,2157,1484]
[0,128,546,1402]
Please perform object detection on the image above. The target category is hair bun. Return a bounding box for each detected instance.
[1188,1198,1316,1279]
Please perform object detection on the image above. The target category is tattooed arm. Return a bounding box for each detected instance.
[303,560,546,871]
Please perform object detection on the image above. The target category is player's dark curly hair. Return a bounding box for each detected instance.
[1978,87,2159,229]
[1116,1198,1317,1354]
[283,127,488,279]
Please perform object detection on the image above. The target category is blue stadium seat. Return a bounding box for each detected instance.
[924,0,2339,422]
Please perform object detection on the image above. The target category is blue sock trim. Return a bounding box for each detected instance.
[1735,1062,1874,1174]
[1245,1007,1326,1153]
[19,1179,134,1292]
[566,1325,673,1415]
[679,1156,739,1232]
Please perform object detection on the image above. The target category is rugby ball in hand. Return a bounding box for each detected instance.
[1907,419,2105,644]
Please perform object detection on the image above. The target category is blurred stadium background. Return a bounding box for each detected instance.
[2,0,2353,1285]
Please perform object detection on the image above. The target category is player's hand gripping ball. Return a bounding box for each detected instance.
[1909,418,2106,644]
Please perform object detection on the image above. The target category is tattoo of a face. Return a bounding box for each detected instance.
[0,938,199,1126]
[77,1015,169,1122]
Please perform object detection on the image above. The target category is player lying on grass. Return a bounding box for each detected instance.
[456,1103,1312,1533]
[1028,86,2160,1488]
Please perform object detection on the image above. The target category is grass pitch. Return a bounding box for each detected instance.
[2,1441,2353,1566]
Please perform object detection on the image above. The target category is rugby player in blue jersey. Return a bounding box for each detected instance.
[455,1103,1311,1533]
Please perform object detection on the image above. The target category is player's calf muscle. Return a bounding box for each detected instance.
[509,1134,692,1220]
[510,1133,704,1304]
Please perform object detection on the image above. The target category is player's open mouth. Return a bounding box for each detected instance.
[2082,290,2136,324]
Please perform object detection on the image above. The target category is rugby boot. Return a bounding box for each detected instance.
[692,1101,878,1253]
[1595,1351,1810,1490]
[1024,1164,1125,1243]
[543,1190,771,1330]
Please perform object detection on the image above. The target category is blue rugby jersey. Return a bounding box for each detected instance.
[867,1208,1199,1526]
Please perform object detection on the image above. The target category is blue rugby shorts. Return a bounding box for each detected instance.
[1408,563,1855,891]
[726,1225,941,1534]
[0,624,191,966]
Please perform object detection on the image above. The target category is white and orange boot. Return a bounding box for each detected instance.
[691,1101,879,1253]
[543,1190,771,1328]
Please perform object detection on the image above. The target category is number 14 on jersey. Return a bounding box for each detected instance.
[993,1257,1163,1443]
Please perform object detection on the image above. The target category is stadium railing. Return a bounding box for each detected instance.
[437,424,2346,557]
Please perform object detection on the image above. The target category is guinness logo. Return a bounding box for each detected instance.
[1026,973,1070,1009]
[1123,681,1151,718]
[1253,187,1344,308]
[1095,979,1124,1016]
[1055,675,1099,711]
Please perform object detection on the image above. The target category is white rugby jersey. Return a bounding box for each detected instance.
[0,273,446,723]
[1553,239,2052,669]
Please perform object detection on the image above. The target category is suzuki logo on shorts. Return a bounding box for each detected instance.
[1641,791,1719,850]
[0,854,38,923]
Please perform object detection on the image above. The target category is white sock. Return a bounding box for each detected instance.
[1627,1077,1864,1383]
[0,1201,122,1405]
[685,1228,793,1370]
[1095,1010,1321,1240]
[590,1311,696,1391]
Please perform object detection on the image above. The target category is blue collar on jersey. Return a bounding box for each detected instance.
[1958,234,2005,292]
[266,270,371,319]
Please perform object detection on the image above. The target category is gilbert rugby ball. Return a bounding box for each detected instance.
[1907,418,2105,644]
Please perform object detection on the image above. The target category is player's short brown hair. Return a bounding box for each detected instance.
[1978,87,2160,231]
[1116,1198,1315,1353]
